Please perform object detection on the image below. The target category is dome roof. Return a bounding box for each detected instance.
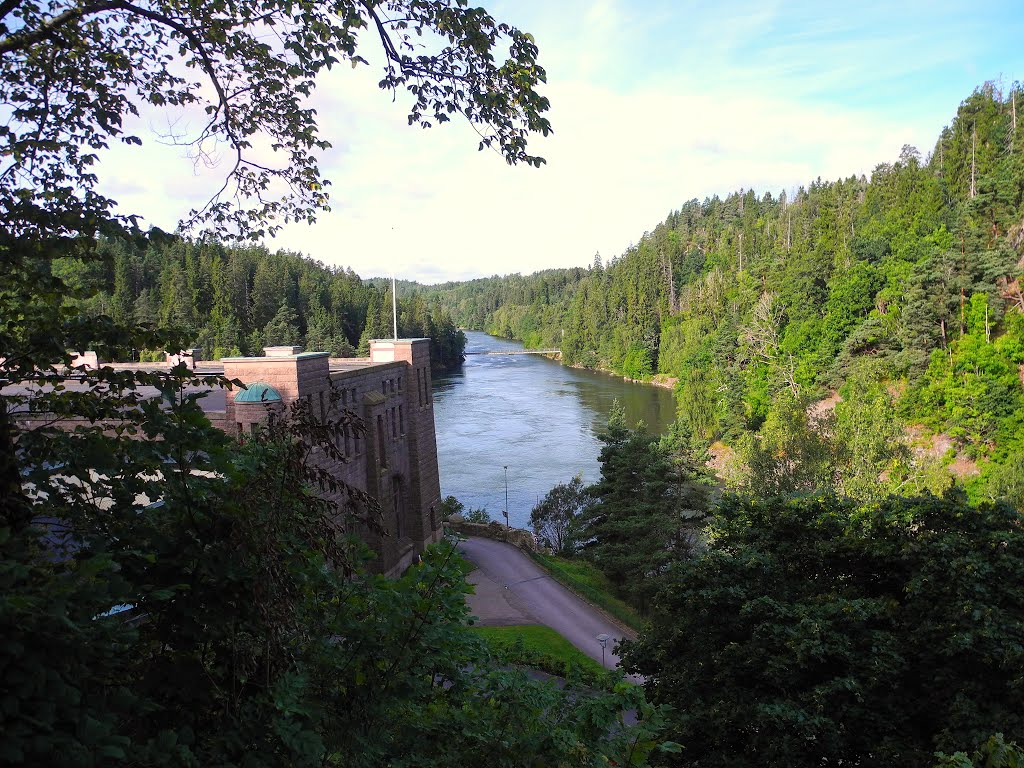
[234,382,282,404]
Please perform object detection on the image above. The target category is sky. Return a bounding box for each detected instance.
[98,0,1024,284]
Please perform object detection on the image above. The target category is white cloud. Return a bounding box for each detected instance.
[90,1,1022,283]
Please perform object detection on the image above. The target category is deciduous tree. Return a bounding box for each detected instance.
[623,492,1024,768]
[530,473,589,555]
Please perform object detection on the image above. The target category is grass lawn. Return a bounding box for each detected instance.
[529,552,644,632]
[469,625,610,685]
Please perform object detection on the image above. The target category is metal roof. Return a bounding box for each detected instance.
[234,382,282,403]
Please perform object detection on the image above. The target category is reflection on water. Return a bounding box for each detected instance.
[432,331,676,529]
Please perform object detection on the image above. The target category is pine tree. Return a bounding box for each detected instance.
[581,404,708,608]
[263,301,300,347]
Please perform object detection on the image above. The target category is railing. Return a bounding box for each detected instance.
[464,349,561,356]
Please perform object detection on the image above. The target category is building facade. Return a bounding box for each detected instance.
[10,338,444,577]
[219,339,443,577]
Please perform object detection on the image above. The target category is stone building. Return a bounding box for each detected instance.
[219,339,443,576]
[9,339,444,577]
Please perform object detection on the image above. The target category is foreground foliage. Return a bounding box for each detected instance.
[935,733,1024,768]
[1,398,674,767]
[1,0,551,242]
[622,492,1024,768]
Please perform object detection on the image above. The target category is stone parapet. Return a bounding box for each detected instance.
[445,520,540,552]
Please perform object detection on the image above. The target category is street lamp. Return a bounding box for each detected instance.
[503,465,509,529]
[596,633,610,668]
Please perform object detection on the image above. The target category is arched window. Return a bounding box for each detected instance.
[393,477,404,538]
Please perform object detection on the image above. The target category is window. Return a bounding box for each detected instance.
[391,407,397,438]
[376,415,387,467]
[397,376,402,392]
[399,405,404,435]
[393,477,404,539]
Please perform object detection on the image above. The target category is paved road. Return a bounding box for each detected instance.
[457,537,636,671]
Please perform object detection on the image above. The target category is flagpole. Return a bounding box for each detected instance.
[391,271,398,341]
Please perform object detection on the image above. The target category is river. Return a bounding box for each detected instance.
[432,331,676,530]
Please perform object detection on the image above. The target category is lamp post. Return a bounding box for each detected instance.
[503,465,509,529]
[596,633,610,668]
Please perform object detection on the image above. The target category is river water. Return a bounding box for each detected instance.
[432,331,676,530]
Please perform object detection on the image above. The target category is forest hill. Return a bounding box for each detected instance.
[406,82,1024,511]
[57,235,466,372]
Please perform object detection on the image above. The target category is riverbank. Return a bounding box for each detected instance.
[560,359,678,392]
[474,330,678,393]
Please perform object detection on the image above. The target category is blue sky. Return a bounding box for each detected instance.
[99,0,1024,283]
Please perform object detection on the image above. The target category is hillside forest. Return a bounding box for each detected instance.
[412,82,1024,508]
[56,236,467,371]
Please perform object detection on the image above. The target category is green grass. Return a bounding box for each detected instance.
[529,552,644,632]
[469,625,611,686]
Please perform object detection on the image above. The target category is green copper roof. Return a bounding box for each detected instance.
[234,382,282,403]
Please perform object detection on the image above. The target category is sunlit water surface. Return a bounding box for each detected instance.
[432,331,675,529]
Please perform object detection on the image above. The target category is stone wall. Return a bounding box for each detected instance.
[330,358,414,577]
[379,339,443,552]
[445,519,540,552]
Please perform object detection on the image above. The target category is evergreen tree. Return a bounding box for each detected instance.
[581,404,708,608]
[263,301,301,347]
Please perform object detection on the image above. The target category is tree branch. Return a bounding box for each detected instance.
[0,0,118,55]
[363,2,402,65]
[0,0,23,25]
[111,1,237,144]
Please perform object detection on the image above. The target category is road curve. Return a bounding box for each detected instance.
[457,536,635,671]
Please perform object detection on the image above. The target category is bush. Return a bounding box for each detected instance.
[463,507,491,524]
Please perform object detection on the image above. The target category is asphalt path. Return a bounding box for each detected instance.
[457,536,636,672]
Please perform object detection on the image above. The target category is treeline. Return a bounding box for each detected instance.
[53,234,466,370]
[408,268,589,348]
[417,82,1024,504]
